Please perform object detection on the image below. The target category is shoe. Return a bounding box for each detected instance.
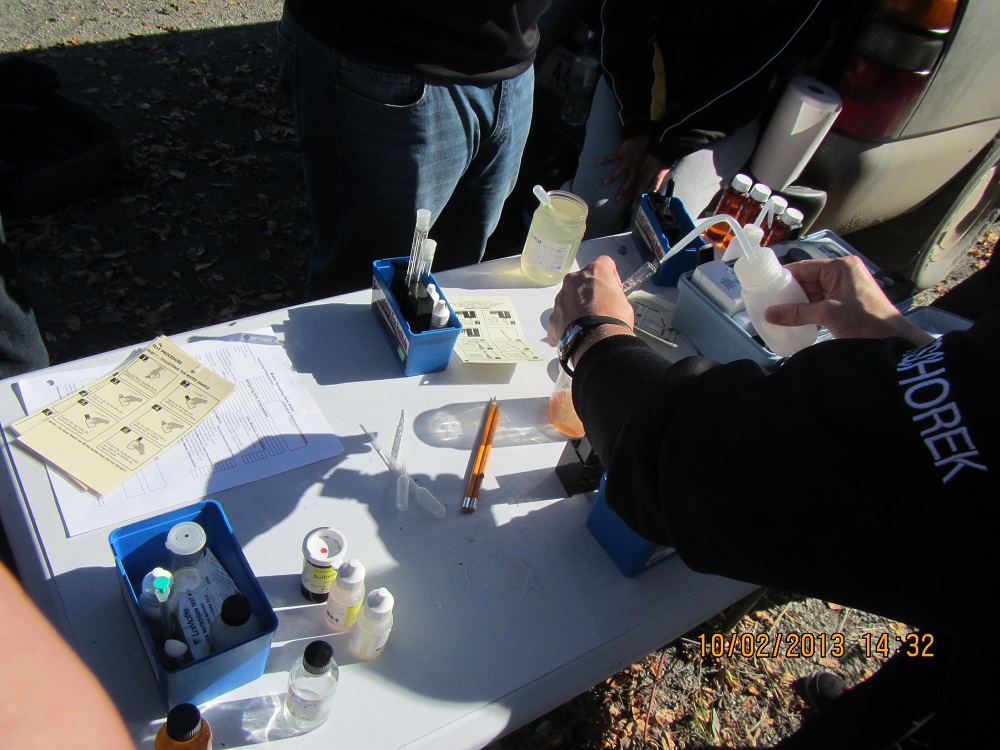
[800,671,847,712]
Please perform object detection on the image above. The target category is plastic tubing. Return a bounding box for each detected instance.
[658,214,753,269]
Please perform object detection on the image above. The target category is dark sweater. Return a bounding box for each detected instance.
[571,307,999,748]
[284,0,551,82]
[598,0,863,165]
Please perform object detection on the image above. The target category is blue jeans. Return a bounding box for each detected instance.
[277,9,534,299]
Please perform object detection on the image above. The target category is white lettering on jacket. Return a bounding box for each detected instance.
[897,339,987,484]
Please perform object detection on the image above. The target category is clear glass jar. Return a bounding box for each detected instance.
[548,369,585,438]
[520,190,589,286]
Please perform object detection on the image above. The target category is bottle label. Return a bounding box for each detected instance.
[349,625,391,659]
[523,232,574,274]
[285,686,329,723]
[325,599,363,629]
[301,561,337,594]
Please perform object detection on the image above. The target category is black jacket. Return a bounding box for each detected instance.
[599,0,859,165]
[572,278,998,747]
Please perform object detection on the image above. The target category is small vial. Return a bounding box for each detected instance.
[348,588,395,660]
[324,558,366,631]
[284,640,340,731]
[155,703,212,750]
[721,182,771,249]
[757,194,788,236]
[209,594,259,652]
[704,173,753,247]
[300,527,347,603]
[764,206,803,245]
[548,369,584,438]
[165,521,207,570]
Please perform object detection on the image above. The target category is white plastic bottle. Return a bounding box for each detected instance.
[284,640,340,731]
[733,224,817,357]
[324,558,366,631]
[348,587,394,660]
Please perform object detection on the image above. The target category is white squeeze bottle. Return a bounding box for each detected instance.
[348,587,394,660]
[733,224,817,357]
[324,558,366,631]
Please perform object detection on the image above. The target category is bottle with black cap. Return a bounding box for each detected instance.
[284,640,340,731]
[209,594,258,652]
[154,702,213,749]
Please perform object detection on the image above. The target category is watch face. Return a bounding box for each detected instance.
[558,323,582,359]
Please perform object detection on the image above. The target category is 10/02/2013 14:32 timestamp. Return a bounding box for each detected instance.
[697,632,935,659]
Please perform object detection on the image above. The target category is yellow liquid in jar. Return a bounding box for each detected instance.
[521,192,588,286]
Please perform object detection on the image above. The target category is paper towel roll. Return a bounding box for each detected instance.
[749,75,842,191]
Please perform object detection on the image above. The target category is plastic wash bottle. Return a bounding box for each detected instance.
[733,224,817,357]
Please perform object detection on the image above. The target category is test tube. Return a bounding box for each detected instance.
[405,209,432,287]
[621,261,657,296]
[415,238,437,286]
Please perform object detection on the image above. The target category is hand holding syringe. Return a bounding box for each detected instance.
[360,423,446,519]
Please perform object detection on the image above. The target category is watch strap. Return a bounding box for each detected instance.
[558,315,633,376]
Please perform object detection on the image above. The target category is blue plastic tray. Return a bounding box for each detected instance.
[108,500,277,708]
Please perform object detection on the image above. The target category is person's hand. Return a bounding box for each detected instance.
[764,256,934,346]
[598,135,671,209]
[547,256,637,365]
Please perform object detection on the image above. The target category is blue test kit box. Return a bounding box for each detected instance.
[587,474,676,577]
[371,258,462,376]
[631,194,703,286]
[109,499,278,708]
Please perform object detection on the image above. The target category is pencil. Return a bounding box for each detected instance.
[462,398,501,514]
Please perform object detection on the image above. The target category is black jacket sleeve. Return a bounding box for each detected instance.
[572,314,999,634]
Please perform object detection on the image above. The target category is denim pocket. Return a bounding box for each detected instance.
[336,58,427,109]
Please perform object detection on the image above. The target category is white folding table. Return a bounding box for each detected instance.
[0,236,755,748]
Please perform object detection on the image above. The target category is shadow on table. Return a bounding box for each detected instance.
[193,427,603,746]
[276,297,560,391]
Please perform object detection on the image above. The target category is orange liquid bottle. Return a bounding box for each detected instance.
[764,206,804,245]
[704,174,753,248]
[155,703,212,750]
[721,182,771,249]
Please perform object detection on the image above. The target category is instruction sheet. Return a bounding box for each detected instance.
[449,296,544,364]
[13,329,344,536]
[13,337,234,497]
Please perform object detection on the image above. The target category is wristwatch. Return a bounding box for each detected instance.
[557,315,633,376]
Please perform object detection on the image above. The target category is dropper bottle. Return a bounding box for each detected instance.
[733,224,817,357]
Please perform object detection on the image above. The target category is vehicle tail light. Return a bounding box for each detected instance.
[832,0,959,139]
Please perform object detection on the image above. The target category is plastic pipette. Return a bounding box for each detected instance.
[361,424,445,518]
[532,184,554,211]
[390,411,408,510]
